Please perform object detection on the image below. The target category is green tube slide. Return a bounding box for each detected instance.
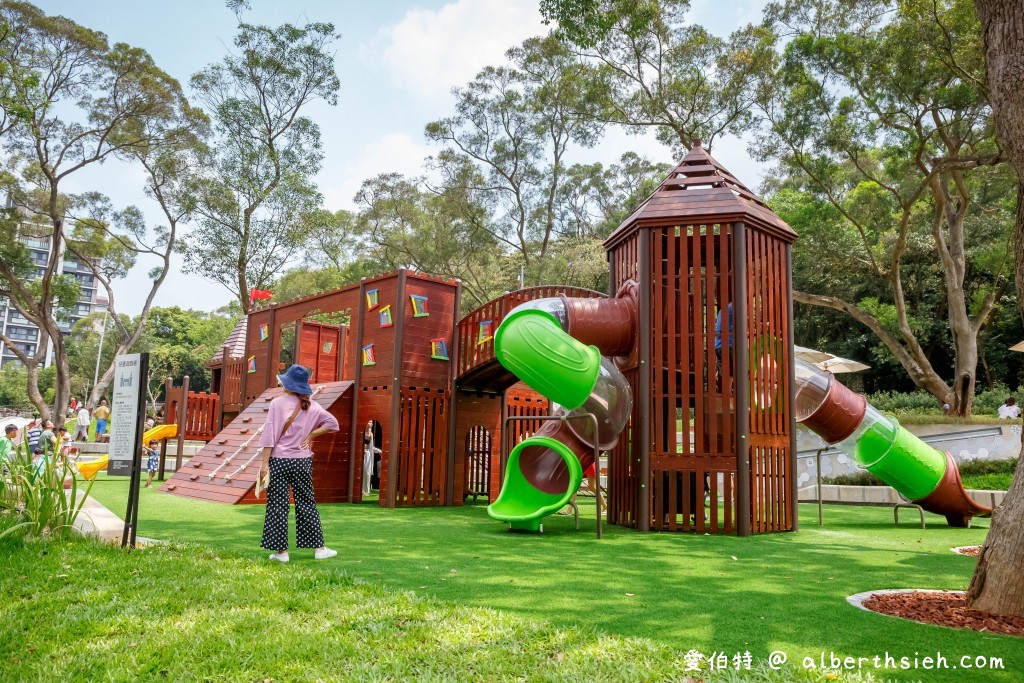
[487,305,630,531]
[488,436,583,532]
[796,359,989,526]
[492,308,601,409]
[850,416,947,501]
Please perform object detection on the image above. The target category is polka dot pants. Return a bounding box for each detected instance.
[260,457,324,552]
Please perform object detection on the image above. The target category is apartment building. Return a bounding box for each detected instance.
[0,231,107,368]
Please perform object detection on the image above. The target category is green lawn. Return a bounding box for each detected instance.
[74,473,1021,682]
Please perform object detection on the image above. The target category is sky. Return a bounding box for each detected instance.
[35,0,771,315]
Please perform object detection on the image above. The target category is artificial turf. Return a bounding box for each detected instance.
[77,473,1021,682]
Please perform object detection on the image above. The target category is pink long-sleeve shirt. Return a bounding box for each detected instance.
[259,394,340,459]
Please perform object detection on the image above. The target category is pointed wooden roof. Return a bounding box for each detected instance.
[207,317,248,366]
[604,142,797,249]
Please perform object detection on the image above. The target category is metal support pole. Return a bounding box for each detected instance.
[816,448,823,527]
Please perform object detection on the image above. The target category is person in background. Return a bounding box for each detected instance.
[74,404,90,442]
[26,418,42,453]
[56,426,72,458]
[39,420,57,458]
[998,396,1021,419]
[93,399,110,441]
[714,303,733,388]
[258,364,339,563]
[1,424,18,475]
[145,414,156,431]
[30,446,46,480]
[361,422,381,496]
[69,396,79,412]
[144,439,160,488]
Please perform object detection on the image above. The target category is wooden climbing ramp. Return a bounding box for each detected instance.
[161,382,354,504]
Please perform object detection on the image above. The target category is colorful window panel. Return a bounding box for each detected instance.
[410,294,429,317]
[361,344,376,366]
[430,338,449,360]
[477,320,493,345]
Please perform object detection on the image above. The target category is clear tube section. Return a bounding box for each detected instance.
[505,300,633,450]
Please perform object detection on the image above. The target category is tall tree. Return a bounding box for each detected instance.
[542,0,764,155]
[70,100,208,409]
[754,0,1006,415]
[965,0,1024,618]
[0,1,198,421]
[425,33,600,285]
[182,9,340,312]
[554,151,670,239]
[354,171,503,308]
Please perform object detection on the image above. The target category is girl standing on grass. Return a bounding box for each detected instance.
[258,365,339,563]
[144,440,160,488]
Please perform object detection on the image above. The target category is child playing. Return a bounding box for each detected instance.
[30,446,46,481]
[144,439,160,487]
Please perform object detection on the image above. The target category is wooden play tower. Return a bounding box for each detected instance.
[603,142,798,535]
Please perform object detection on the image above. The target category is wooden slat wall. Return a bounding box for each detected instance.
[394,386,449,507]
[452,391,503,505]
[221,358,244,411]
[647,224,736,534]
[465,425,491,502]
[745,229,793,532]
[182,392,219,441]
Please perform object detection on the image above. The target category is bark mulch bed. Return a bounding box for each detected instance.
[863,590,1024,637]
[952,545,982,556]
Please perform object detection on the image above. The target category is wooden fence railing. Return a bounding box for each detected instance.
[221,357,245,410]
[165,386,220,442]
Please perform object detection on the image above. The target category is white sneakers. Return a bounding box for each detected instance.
[268,548,336,562]
[314,547,337,560]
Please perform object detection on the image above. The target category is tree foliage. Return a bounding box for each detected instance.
[0,1,201,420]
[180,12,340,312]
[755,0,1010,414]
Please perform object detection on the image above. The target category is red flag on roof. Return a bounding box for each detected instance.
[250,288,272,301]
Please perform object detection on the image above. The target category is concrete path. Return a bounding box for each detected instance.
[72,491,128,544]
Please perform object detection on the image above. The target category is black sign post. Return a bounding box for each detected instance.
[115,352,149,549]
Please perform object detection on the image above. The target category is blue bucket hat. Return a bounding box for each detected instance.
[278,364,313,395]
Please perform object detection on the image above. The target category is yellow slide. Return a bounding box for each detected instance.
[76,455,109,480]
[143,424,178,443]
[73,426,178,481]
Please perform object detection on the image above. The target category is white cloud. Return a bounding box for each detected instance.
[368,0,546,102]
[320,132,433,211]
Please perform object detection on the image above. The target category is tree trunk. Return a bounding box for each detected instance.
[51,328,72,424]
[967,0,1024,618]
[24,356,49,423]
